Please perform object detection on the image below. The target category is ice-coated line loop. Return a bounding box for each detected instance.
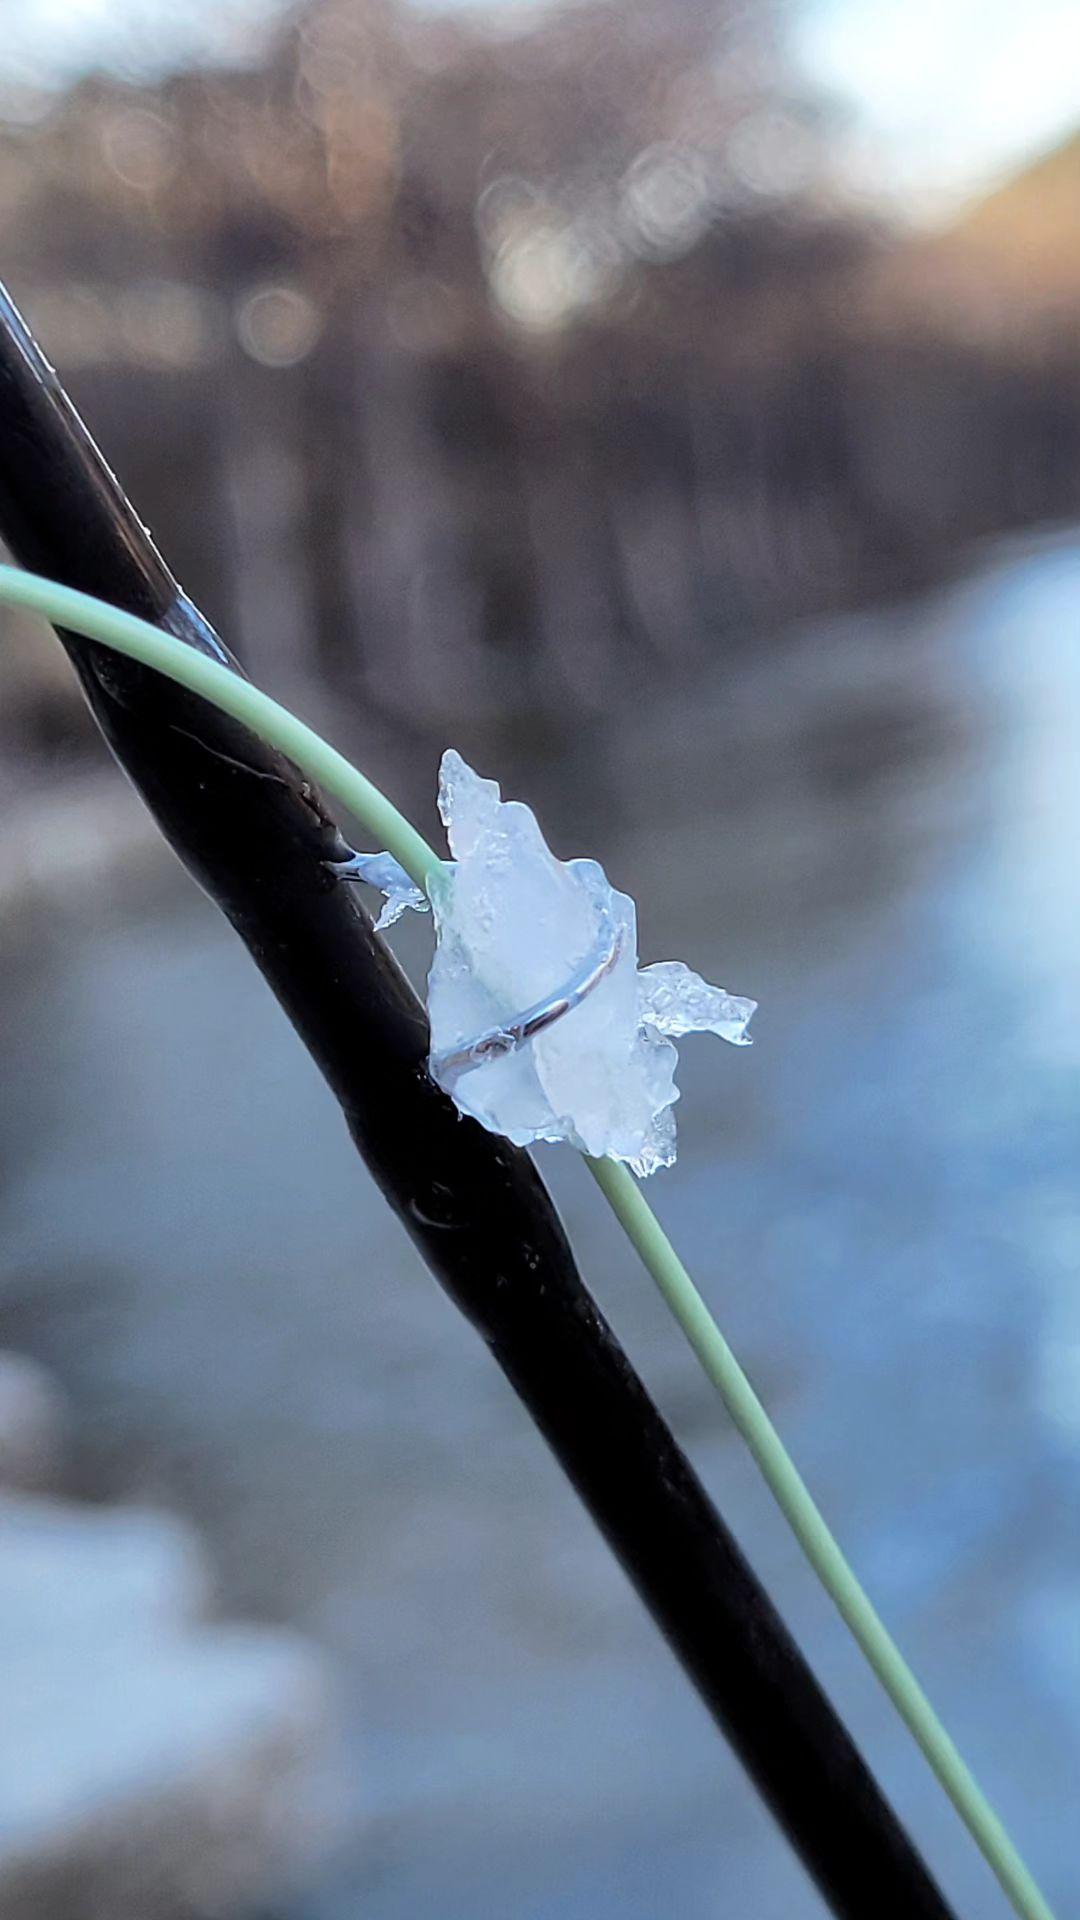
[431,914,625,1091]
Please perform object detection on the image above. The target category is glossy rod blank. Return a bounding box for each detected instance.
[0,281,957,1919]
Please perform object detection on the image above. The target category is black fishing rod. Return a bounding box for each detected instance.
[0,280,957,1920]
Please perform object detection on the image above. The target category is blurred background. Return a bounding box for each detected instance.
[0,0,1079,1914]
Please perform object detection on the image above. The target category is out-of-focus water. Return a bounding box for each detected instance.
[1,529,1079,1918]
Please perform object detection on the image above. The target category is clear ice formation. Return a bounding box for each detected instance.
[361,750,755,1176]
[342,850,429,930]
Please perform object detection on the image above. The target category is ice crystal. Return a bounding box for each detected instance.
[343,850,429,931]
[421,751,755,1175]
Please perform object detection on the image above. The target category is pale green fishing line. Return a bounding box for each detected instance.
[0,565,1056,1920]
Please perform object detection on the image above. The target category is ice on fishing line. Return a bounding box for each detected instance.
[359,750,755,1174]
[337,850,429,931]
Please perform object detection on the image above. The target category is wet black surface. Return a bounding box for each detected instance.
[2,529,1079,1917]
[0,273,952,1911]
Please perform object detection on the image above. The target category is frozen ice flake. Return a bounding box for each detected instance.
[638,961,756,1046]
[341,851,429,931]
[420,749,755,1176]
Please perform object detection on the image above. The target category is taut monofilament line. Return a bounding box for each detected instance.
[0,560,1053,1920]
